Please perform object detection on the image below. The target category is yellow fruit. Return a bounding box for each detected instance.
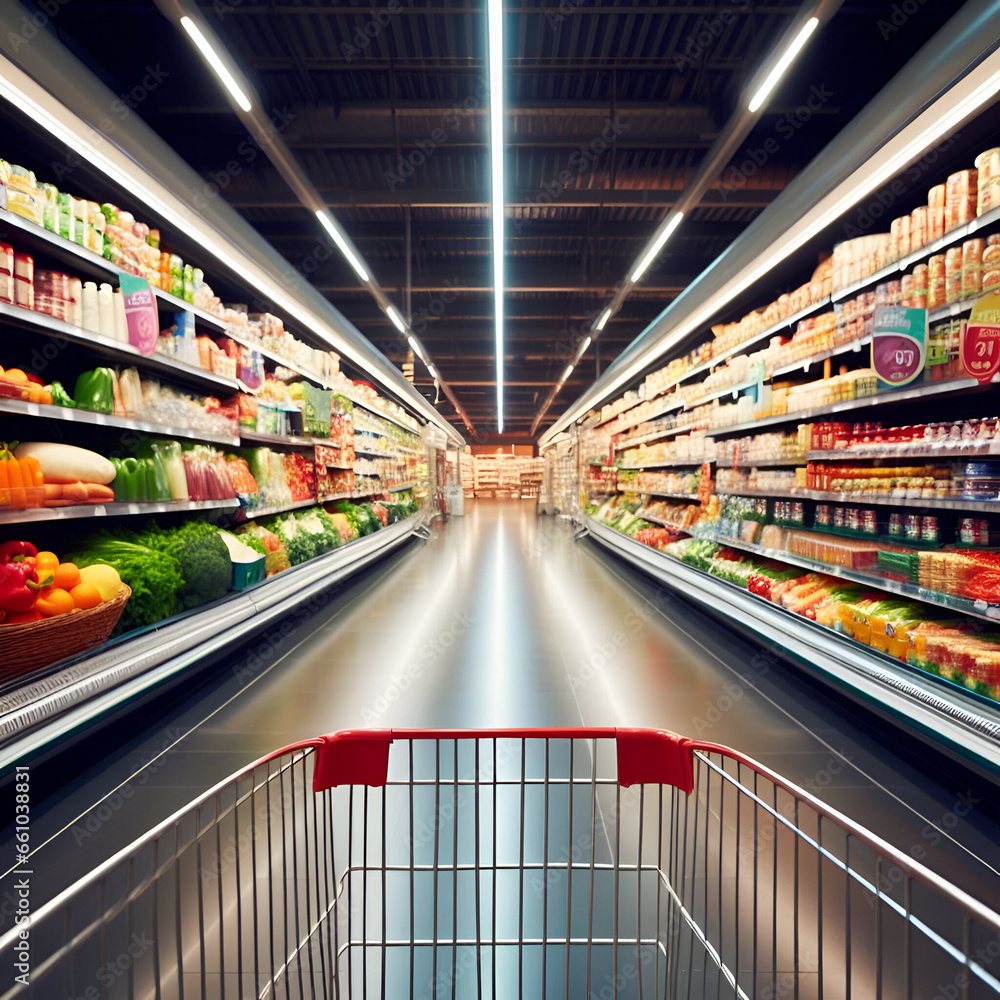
[53,562,82,590]
[69,583,102,610]
[78,563,122,602]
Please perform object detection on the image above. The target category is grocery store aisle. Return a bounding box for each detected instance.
[4,500,1000,919]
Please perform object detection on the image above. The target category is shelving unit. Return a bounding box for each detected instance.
[554,79,1000,769]
[0,497,239,525]
[584,516,1000,774]
[0,75,446,745]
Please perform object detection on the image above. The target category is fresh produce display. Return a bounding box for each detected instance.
[0,538,124,626]
[67,531,184,628]
[139,520,232,611]
[0,144,433,680]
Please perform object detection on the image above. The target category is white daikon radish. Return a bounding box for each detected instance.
[13,442,116,484]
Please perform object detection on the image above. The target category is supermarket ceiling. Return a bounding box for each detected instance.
[35,0,959,439]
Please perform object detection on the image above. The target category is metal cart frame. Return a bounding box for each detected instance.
[4,727,999,998]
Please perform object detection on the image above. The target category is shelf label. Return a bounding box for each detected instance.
[961,292,1000,384]
[118,274,158,355]
[871,305,927,388]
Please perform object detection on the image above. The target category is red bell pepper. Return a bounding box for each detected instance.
[0,540,37,564]
[0,560,46,613]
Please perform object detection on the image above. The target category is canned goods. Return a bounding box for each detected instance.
[904,513,922,540]
[815,504,830,526]
[888,512,902,537]
[862,508,877,535]
[921,515,939,543]
[833,507,845,529]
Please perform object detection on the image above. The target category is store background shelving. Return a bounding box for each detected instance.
[542,95,1000,769]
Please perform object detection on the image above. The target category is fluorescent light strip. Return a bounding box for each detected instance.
[561,364,574,383]
[631,211,684,283]
[315,210,369,283]
[594,308,611,332]
[407,335,425,361]
[539,50,1000,447]
[487,0,505,434]
[386,306,406,333]
[180,16,252,113]
[748,17,819,113]
[428,364,439,380]
[578,335,592,355]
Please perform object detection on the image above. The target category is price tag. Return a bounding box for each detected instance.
[961,292,1000,384]
[118,273,158,355]
[93,505,106,517]
[871,305,927,388]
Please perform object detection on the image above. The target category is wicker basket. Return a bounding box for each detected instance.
[0,585,132,678]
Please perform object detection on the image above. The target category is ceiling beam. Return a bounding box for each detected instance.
[197,4,801,14]
[250,219,746,242]
[230,188,778,209]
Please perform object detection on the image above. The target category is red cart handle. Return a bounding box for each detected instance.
[310,727,695,795]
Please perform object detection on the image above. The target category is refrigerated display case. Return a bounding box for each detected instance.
[541,41,1000,773]
[0,45,462,758]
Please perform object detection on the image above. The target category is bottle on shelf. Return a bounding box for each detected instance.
[97,282,114,339]
[67,275,82,328]
[81,280,99,333]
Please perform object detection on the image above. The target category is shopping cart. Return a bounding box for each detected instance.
[4,727,1000,999]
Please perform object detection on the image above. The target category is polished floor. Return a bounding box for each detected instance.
[3,500,1000,949]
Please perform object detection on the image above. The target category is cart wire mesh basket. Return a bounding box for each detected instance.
[4,727,1000,999]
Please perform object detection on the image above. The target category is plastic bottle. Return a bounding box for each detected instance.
[97,282,114,339]
[81,281,99,333]
[112,289,128,342]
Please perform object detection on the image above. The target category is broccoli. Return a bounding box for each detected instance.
[140,520,232,610]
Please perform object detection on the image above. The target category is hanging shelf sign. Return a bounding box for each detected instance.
[118,273,158,355]
[961,291,1000,384]
[871,305,927,388]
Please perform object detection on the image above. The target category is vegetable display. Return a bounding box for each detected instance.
[68,532,182,628]
[138,520,232,611]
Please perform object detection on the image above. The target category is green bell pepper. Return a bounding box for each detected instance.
[121,457,148,502]
[48,381,75,408]
[73,368,115,414]
[109,458,125,501]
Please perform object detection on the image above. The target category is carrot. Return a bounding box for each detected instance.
[84,483,115,501]
[22,455,43,488]
[6,456,25,508]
